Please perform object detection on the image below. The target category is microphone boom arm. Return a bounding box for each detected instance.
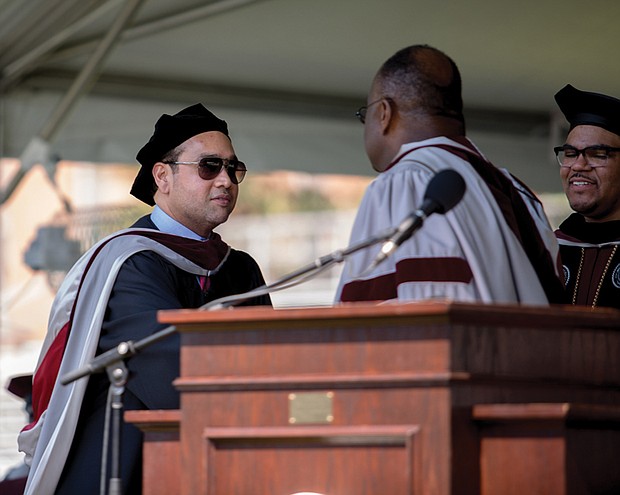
[202,226,397,310]
[60,225,398,385]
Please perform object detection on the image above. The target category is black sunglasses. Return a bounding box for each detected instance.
[163,157,247,184]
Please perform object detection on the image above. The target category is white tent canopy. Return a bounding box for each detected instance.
[2,0,620,200]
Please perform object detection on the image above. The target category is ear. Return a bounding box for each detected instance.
[378,98,393,135]
[152,162,171,194]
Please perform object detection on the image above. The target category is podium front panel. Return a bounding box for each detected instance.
[152,301,620,495]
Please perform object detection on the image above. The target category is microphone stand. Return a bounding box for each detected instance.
[59,224,397,494]
[105,361,128,495]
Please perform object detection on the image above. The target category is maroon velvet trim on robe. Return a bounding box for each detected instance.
[340,257,473,302]
[113,230,230,269]
[27,230,231,430]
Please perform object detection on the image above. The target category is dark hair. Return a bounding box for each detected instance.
[377,45,464,122]
[161,147,182,170]
[149,146,183,197]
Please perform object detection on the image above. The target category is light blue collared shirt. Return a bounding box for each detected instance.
[150,206,211,289]
[150,205,208,240]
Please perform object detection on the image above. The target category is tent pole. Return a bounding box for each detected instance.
[0,0,122,90]
[0,0,146,205]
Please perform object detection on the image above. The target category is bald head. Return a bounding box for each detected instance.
[363,45,467,171]
[375,45,464,125]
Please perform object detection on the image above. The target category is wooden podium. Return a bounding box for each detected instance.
[126,301,620,495]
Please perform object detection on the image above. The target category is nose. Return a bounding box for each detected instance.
[569,152,593,170]
[213,165,233,187]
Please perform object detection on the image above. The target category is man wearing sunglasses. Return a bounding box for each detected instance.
[554,85,620,309]
[336,44,565,305]
[20,104,271,495]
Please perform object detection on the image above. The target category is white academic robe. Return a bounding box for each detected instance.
[336,137,561,305]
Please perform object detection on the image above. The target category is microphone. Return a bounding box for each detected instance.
[365,168,466,272]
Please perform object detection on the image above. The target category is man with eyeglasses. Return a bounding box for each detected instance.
[336,44,565,305]
[20,104,271,494]
[554,84,620,309]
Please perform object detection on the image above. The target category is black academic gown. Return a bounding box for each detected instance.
[56,216,271,494]
[556,213,620,309]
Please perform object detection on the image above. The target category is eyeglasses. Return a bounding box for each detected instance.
[554,145,620,168]
[355,98,387,124]
[163,157,247,184]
